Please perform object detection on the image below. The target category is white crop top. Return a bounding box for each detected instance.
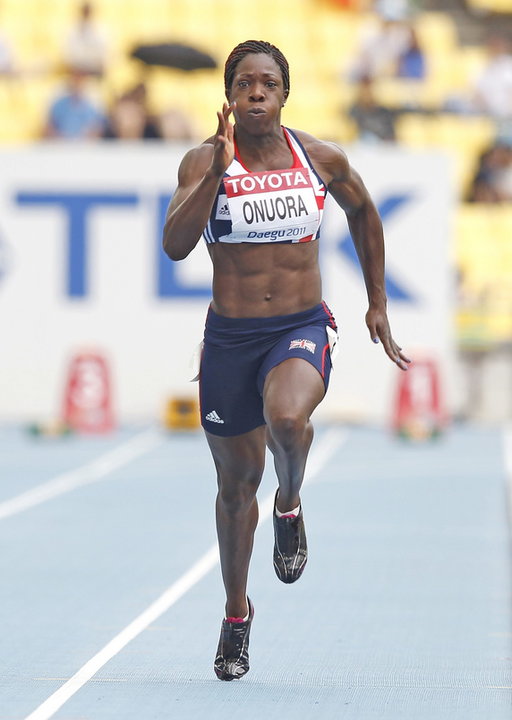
[202,127,327,245]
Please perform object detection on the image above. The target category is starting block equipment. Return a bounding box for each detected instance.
[163,396,200,431]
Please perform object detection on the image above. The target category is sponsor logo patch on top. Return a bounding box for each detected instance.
[224,168,312,197]
[289,338,316,353]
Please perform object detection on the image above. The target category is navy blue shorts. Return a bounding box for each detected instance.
[199,302,338,437]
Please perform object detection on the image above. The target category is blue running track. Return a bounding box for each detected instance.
[0,423,511,719]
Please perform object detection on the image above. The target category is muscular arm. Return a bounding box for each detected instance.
[331,158,386,308]
[163,103,235,261]
[296,132,410,370]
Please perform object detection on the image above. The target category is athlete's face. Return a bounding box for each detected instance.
[228,53,287,131]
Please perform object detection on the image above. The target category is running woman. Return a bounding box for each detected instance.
[163,40,410,681]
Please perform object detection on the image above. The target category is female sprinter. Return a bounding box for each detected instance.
[163,40,410,681]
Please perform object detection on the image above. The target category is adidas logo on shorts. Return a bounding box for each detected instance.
[205,410,224,424]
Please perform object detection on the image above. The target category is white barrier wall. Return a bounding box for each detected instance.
[0,142,455,424]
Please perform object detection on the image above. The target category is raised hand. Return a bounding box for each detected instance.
[211,102,236,177]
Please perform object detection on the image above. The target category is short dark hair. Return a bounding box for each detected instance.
[224,40,290,101]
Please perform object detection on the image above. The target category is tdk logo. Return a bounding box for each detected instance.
[15,190,415,302]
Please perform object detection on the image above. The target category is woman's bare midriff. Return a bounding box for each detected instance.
[208,241,322,318]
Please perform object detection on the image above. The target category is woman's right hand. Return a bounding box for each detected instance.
[210,102,235,177]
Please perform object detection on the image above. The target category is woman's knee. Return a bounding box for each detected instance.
[266,410,310,452]
[207,426,266,513]
[217,466,263,514]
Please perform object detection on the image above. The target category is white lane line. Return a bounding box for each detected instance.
[0,429,162,521]
[503,423,512,521]
[24,545,221,720]
[23,426,348,720]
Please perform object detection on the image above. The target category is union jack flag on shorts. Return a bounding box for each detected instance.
[289,339,316,354]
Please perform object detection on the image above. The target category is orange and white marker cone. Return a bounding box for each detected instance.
[392,356,445,440]
[62,351,115,433]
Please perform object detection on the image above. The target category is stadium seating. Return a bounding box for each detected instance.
[395,113,496,195]
[0,0,509,351]
[456,203,512,345]
[0,0,501,193]
[466,0,512,13]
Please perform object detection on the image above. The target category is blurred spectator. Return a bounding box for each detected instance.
[44,70,105,139]
[396,26,426,80]
[63,1,108,78]
[348,13,424,84]
[103,82,196,141]
[467,141,512,203]
[0,29,14,76]
[472,33,512,119]
[159,107,196,141]
[348,76,396,142]
[328,0,373,7]
[103,83,161,140]
[374,0,409,17]
[103,95,153,140]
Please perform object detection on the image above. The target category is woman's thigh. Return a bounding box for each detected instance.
[205,425,267,488]
[262,358,326,424]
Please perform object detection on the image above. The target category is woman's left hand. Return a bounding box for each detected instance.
[366,306,411,371]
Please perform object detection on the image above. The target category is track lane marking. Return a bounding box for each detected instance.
[0,429,162,520]
[23,426,348,720]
